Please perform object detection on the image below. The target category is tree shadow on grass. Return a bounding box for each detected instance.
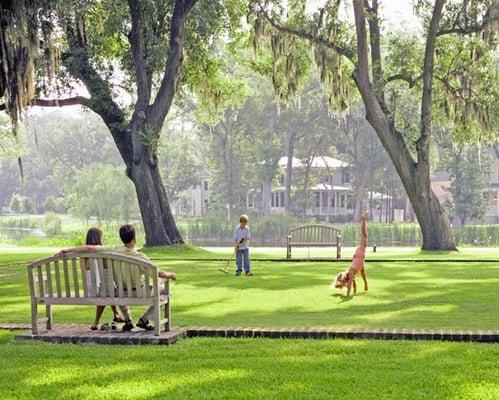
[1,331,498,400]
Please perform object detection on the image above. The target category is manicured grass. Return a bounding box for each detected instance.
[1,246,498,399]
[1,247,498,330]
[1,331,498,400]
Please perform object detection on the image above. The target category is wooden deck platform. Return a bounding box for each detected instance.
[15,324,187,345]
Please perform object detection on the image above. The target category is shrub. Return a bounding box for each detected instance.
[43,212,62,236]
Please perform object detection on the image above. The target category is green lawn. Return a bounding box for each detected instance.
[1,246,498,400]
[1,331,498,400]
[1,246,498,330]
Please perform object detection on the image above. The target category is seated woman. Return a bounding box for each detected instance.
[85,228,126,330]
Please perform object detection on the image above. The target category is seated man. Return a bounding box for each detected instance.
[333,212,369,296]
[56,224,176,331]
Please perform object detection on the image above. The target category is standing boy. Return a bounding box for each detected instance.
[233,214,253,276]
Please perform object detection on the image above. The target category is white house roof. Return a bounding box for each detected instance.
[431,172,451,182]
[310,183,351,192]
[310,156,349,168]
[278,156,349,169]
[278,157,303,168]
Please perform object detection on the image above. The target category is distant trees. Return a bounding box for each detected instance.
[67,164,139,223]
[440,143,490,226]
[248,0,498,249]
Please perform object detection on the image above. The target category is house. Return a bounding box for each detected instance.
[430,147,499,223]
[171,172,211,217]
[485,148,499,223]
[431,172,452,205]
[247,156,354,218]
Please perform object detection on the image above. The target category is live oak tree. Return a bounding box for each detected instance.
[248,0,498,250]
[0,0,242,246]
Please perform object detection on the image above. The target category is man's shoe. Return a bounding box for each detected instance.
[136,318,155,331]
[235,271,241,276]
[245,272,253,276]
[122,321,134,332]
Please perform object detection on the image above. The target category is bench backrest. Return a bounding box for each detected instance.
[288,224,341,243]
[28,252,158,301]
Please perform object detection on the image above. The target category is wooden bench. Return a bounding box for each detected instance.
[27,252,171,336]
[286,224,341,259]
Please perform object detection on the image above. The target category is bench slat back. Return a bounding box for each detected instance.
[28,253,157,301]
[288,224,341,244]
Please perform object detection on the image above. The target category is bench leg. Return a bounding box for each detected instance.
[154,303,161,336]
[46,305,52,330]
[287,245,291,259]
[31,301,38,334]
[164,299,171,332]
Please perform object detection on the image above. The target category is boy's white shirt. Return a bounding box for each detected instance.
[233,226,251,250]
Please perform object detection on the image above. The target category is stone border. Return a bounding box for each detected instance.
[14,324,186,345]
[0,323,30,330]
[3,324,498,343]
[186,327,499,343]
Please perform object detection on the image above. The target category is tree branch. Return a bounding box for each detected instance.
[128,0,151,111]
[63,11,133,169]
[365,0,384,100]
[385,73,423,88]
[418,0,444,170]
[436,14,499,37]
[147,0,199,132]
[29,96,91,107]
[256,1,355,62]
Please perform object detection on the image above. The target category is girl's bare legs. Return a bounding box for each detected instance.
[91,306,106,330]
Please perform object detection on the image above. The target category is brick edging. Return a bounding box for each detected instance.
[3,324,498,343]
[185,327,499,343]
[0,323,30,330]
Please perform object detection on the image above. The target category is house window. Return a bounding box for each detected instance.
[315,192,320,208]
[204,199,208,206]
[272,192,284,208]
[340,194,345,208]
[342,171,350,184]
[271,192,277,208]
[279,175,285,185]
[203,180,209,191]
[330,195,335,207]
[322,192,328,207]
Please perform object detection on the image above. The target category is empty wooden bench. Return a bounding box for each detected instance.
[286,224,341,259]
[27,252,171,336]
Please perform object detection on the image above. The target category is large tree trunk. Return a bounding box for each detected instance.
[353,171,366,221]
[352,0,456,250]
[131,156,183,246]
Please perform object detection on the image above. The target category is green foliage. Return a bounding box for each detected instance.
[433,35,499,143]
[9,193,32,214]
[0,216,37,229]
[439,143,491,225]
[42,212,62,236]
[67,164,139,223]
[43,196,66,214]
